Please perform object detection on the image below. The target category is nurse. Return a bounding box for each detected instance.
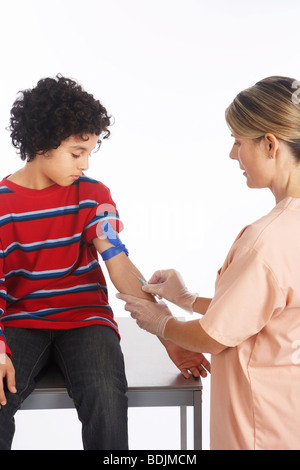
[117,76,300,450]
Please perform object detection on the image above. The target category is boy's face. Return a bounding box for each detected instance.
[36,134,100,187]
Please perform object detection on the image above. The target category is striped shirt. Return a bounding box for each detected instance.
[0,175,121,356]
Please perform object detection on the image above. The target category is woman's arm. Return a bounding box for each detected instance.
[192,297,212,315]
[164,317,226,355]
[117,291,226,356]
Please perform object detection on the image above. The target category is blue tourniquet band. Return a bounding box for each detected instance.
[101,244,129,260]
[100,221,129,261]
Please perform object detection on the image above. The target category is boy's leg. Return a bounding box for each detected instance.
[53,325,128,450]
[0,327,52,450]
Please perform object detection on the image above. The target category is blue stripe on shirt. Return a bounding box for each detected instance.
[6,283,107,303]
[0,200,98,228]
[2,304,113,321]
[5,260,99,281]
[0,233,82,258]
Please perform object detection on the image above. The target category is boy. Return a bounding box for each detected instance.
[0,75,208,450]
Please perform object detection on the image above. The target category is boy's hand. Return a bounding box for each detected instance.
[0,354,16,407]
[163,341,211,379]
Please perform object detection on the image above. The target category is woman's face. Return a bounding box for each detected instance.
[229,135,274,189]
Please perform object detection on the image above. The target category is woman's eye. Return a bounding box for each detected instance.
[72,153,80,158]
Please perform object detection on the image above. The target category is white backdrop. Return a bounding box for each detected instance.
[0,0,299,450]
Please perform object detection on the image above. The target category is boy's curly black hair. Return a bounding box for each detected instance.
[9,74,111,161]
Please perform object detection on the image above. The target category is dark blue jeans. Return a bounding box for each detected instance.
[0,325,128,450]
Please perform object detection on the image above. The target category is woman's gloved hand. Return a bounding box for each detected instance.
[116,293,173,338]
[141,269,198,313]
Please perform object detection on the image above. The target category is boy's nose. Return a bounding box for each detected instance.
[79,155,89,171]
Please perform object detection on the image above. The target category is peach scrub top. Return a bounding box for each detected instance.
[200,197,300,450]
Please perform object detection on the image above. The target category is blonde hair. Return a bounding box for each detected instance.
[225,76,300,159]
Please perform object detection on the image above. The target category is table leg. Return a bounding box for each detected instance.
[193,390,202,450]
[180,405,187,450]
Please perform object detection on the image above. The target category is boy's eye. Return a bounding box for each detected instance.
[72,153,92,159]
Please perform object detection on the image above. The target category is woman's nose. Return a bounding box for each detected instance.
[229,144,238,160]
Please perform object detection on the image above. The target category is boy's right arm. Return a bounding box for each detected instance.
[0,251,16,406]
[0,353,16,407]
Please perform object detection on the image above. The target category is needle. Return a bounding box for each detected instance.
[130,271,161,300]
[131,271,147,285]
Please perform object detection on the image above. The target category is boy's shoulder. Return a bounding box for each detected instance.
[74,175,112,198]
[0,179,15,195]
[0,174,114,210]
[73,175,117,210]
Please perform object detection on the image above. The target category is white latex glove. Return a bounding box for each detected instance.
[141,269,198,313]
[116,293,173,338]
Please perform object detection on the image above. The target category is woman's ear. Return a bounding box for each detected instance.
[264,133,279,159]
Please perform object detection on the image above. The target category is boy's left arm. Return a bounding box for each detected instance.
[93,237,210,378]
[93,237,154,302]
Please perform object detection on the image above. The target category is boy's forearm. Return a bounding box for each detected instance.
[105,252,156,303]
[103,250,212,311]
